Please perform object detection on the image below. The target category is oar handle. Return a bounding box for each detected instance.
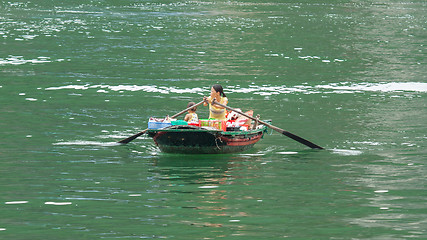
[211,100,323,149]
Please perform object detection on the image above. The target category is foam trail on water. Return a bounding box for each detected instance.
[331,149,363,156]
[53,141,121,146]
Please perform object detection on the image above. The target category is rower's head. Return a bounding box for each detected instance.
[211,84,226,98]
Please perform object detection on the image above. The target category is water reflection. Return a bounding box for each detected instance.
[147,153,267,233]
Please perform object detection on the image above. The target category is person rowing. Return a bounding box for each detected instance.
[203,84,228,121]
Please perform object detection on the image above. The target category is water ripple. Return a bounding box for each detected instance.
[316,82,427,93]
[45,82,427,96]
[53,141,121,147]
[0,55,55,65]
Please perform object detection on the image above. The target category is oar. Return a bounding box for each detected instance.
[117,100,205,144]
[212,100,324,149]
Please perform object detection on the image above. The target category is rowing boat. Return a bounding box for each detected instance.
[147,124,269,154]
[118,100,322,149]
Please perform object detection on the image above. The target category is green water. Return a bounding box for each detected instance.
[1,1,426,239]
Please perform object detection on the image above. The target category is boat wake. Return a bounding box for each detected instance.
[53,140,121,147]
[331,149,363,156]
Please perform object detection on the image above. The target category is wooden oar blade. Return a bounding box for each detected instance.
[117,129,148,144]
[279,130,324,149]
[263,122,323,149]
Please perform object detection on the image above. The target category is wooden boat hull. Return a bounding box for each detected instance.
[147,125,268,154]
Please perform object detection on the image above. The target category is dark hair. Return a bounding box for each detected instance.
[212,84,226,97]
[187,101,197,111]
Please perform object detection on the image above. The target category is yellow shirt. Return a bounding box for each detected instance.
[207,96,228,120]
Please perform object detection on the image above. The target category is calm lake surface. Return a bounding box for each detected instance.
[1,1,426,239]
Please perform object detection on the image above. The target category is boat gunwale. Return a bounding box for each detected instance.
[147,125,268,136]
